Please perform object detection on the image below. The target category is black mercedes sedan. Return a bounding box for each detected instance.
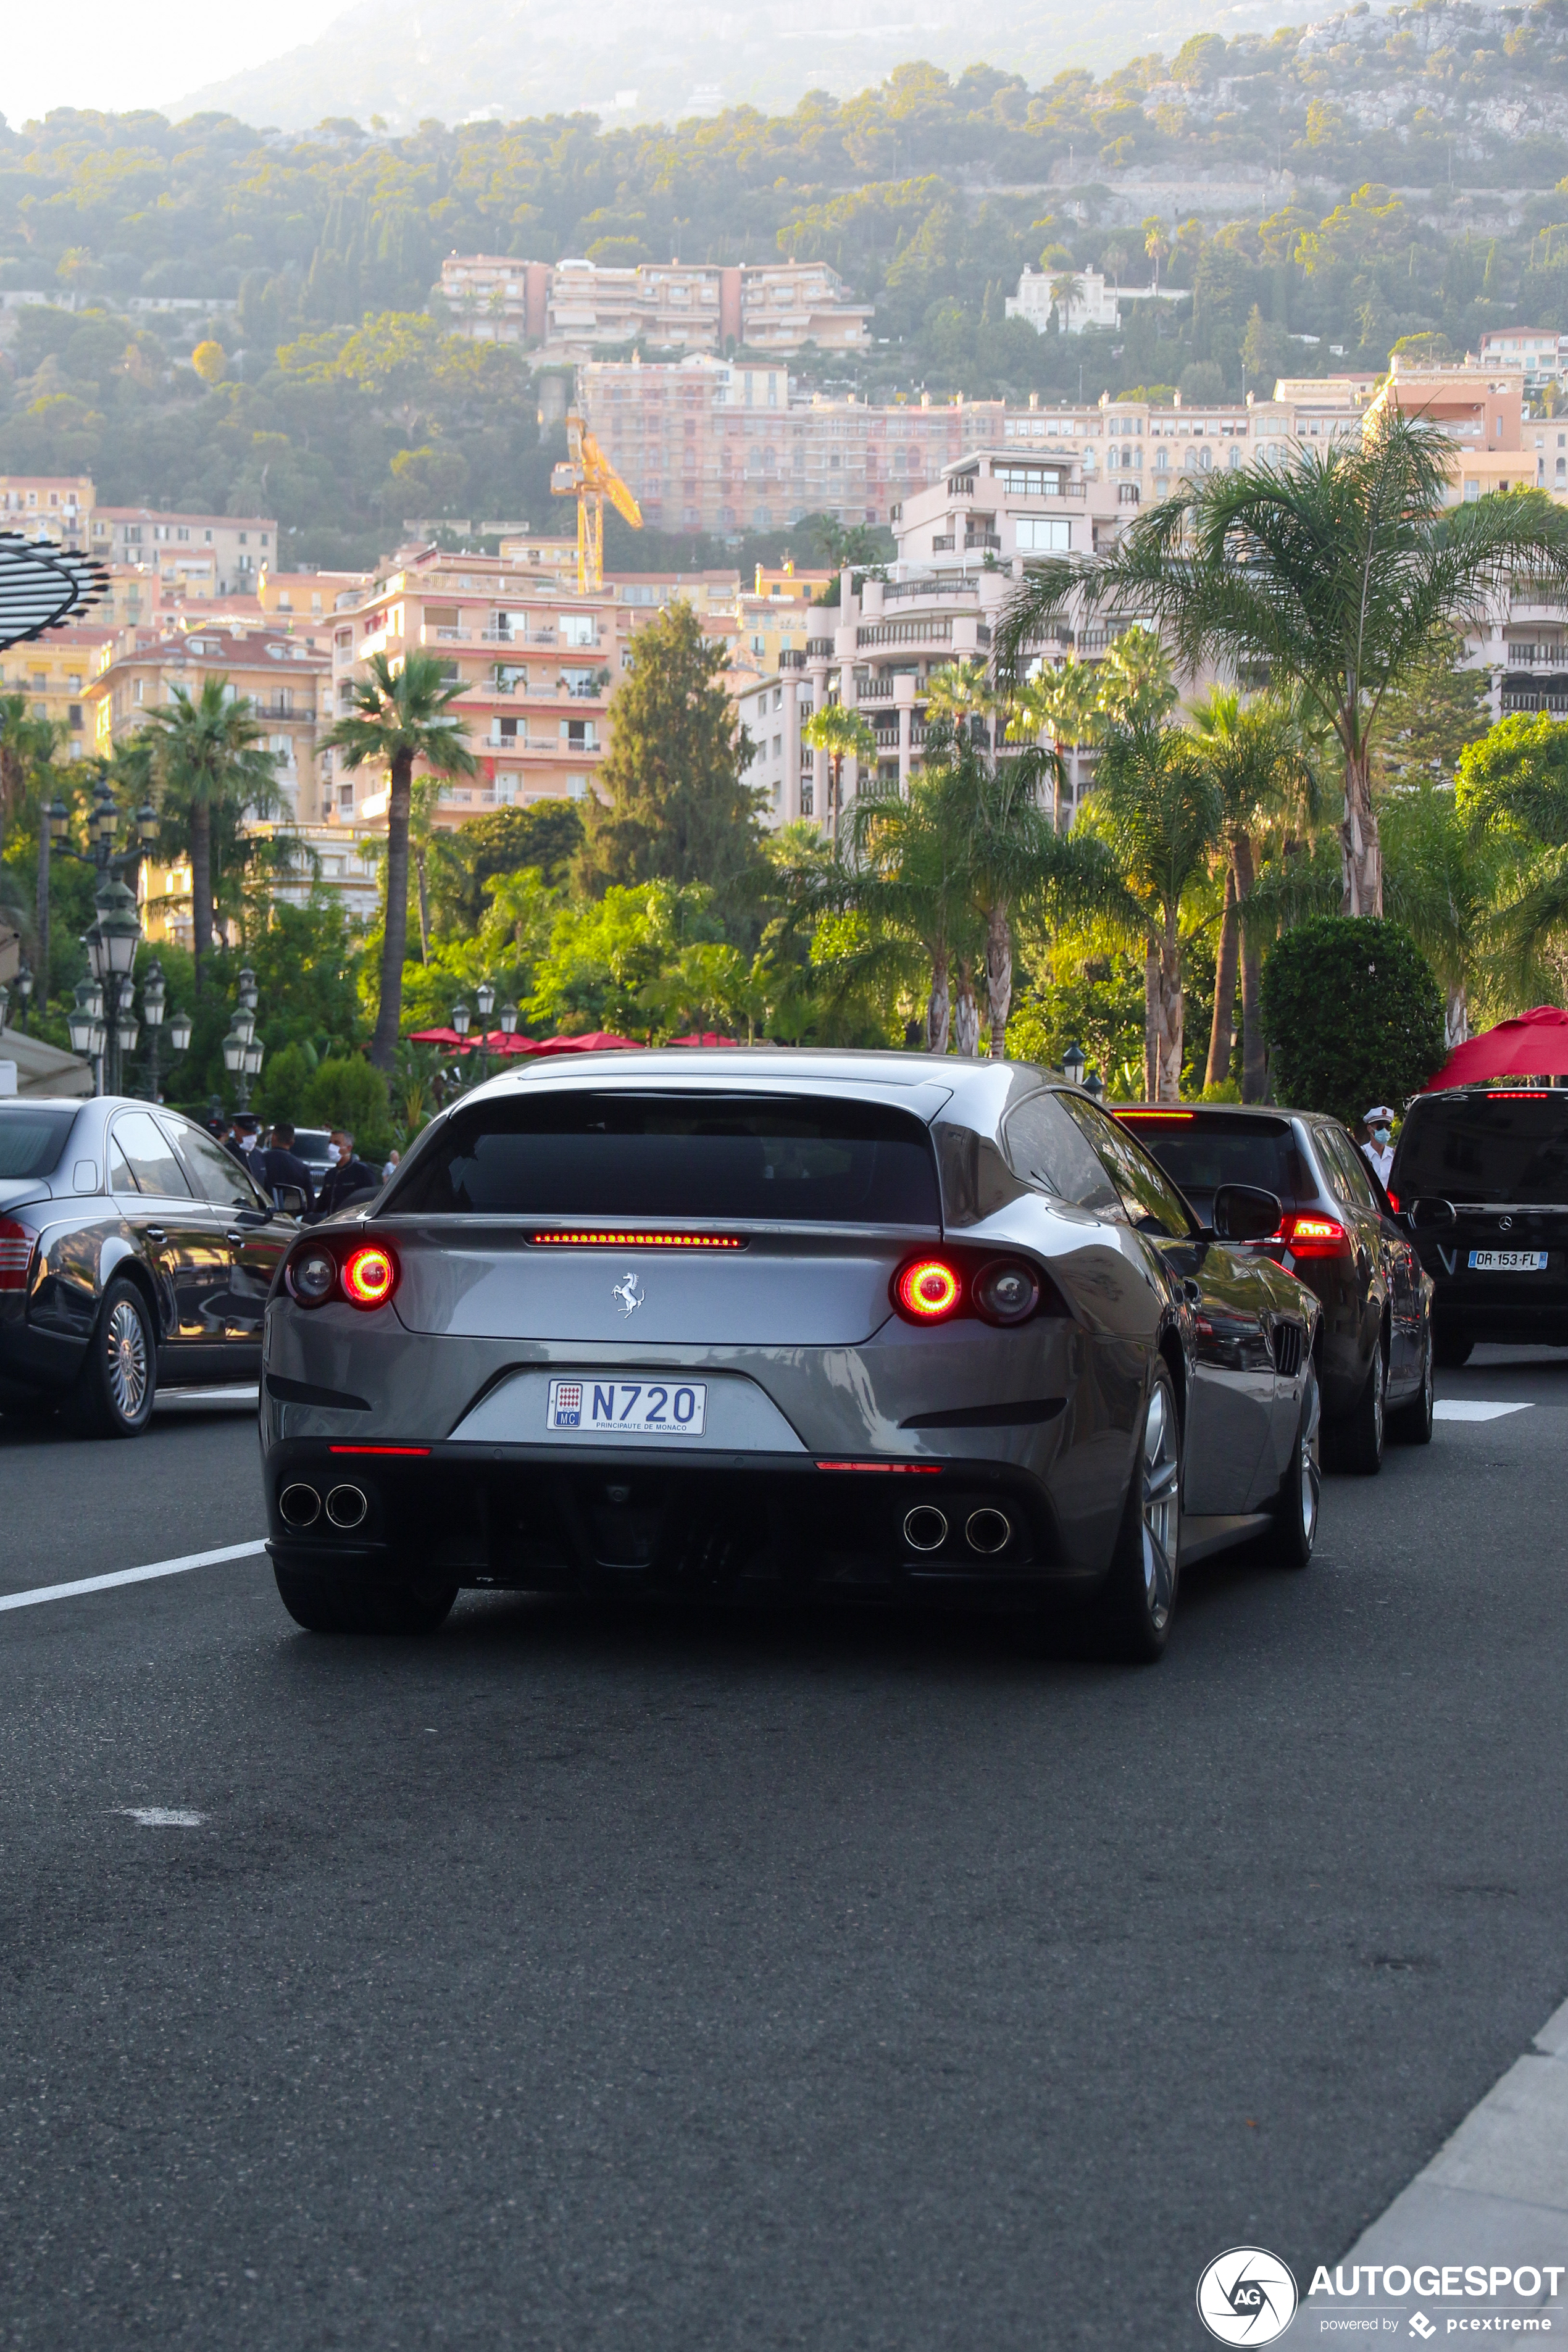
[0,1095,304,1436]
[1116,1103,1437,1473]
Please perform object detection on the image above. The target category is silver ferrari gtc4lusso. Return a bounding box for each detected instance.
[259,1050,1323,1659]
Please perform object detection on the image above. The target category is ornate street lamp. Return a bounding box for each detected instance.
[67,979,98,1059]
[1085,1070,1104,1102]
[0,981,10,1034]
[90,875,143,1097]
[1062,1039,1087,1087]
[141,959,167,1103]
[168,1006,194,1057]
[474,978,496,1086]
[236,965,259,1013]
[499,1001,519,1038]
[222,1019,248,1106]
[14,962,32,1033]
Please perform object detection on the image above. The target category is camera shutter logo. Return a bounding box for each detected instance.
[1196,2248,1298,2345]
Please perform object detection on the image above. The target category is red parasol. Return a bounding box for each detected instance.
[528,1031,643,1054]
[667,1033,741,1046]
[1422,1005,1568,1090]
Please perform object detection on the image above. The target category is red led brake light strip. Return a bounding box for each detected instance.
[527,1230,744,1249]
[328,1445,432,1456]
[815,1461,943,1474]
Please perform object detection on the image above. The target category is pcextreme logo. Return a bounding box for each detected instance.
[1198,2247,1301,2344]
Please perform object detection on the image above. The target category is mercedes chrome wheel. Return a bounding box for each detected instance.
[70,1275,156,1438]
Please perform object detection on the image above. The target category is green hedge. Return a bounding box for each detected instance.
[1260,917,1446,1123]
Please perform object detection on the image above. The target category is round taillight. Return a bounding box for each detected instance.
[289,1249,337,1306]
[896,1258,962,1320]
[974,1259,1040,1326]
[341,1243,396,1309]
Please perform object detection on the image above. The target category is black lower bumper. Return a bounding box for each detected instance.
[262,1439,1084,1603]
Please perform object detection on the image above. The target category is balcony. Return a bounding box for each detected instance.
[964,532,1002,553]
[806,637,835,659]
[857,677,895,701]
[931,535,956,553]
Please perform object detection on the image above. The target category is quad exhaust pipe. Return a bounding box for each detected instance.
[278,1481,368,1532]
[901,1504,1014,1557]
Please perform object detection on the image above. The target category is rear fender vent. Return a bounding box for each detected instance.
[1274,1320,1305,1379]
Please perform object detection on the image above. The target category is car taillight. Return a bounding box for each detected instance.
[342,1243,398,1309]
[1283,1214,1349,1259]
[286,1246,338,1306]
[895,1258,963,1321]
[1385,1190,1399,1212]
[0,1216,37,1293]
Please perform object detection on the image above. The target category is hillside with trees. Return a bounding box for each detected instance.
[8,12,1568,555]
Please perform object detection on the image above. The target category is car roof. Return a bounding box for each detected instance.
[464,1046,1045,1127]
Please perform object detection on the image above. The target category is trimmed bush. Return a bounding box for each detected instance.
[1260,916,1446,1122]
[301,1055,393,1162]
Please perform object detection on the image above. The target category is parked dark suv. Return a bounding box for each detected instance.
[1116,1104,1435,1472]
[1388,1085,1568,1364]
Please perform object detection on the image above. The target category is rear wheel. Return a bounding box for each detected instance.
[1096,1364,1182,1662]
[1388,1326,1435,1446]
[272,1556,457,1636]
[1433,1327,1473,1369]
[1272,1370,1321,1567]
[1332,1338,1386,1476]
[69,1277,156,1438]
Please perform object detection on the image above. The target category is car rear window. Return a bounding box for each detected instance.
[1116,1110,1301,1204]
[0,1106,77,1180]
[390,1091,943,1225]
[1393,1092,1568,1205]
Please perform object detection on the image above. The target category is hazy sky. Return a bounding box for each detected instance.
[3,2,353,125]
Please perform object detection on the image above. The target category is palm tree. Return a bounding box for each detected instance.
[1382,782,1507,1048]
[1187,688,1318,1096]
[845,770,974,1053]
[802,700,878,841]
[995,413,1568,919]
[1026,656,1103,826]
[0,695,56,864]
[1095,625,1177,728]
[323,649,478,1070]
[1080,720,1224,1101]
[138,678,281,998]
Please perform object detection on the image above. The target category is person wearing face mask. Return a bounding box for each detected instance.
[1361,1104,1396,1188]
[311,1127,378,1220]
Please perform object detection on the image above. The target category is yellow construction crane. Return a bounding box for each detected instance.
[551,412,643,593]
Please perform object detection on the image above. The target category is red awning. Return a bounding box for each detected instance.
[406,1028,540,1054]
[1423,1006,1568,1088]
[667,1033,741,1047]
[528,1031,643,1054]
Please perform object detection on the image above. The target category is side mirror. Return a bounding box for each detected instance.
[1406,1195,1457,1233]
[1212,1182,1284,1244]
[276,1184,307,1219]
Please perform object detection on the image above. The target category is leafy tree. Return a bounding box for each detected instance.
[429,801,585,935]
[528,881,730,1040]
[997,416,1568,920]
[1260,915,1446,1122]
[1382,783,1508,1048]
[1454,712,1568,999]
[578,603,764,906]
[1187,688,1319,1098]
[301,1054,394,1162]
[138,678,283,998]
[1370,627,1493,791]
[1080,721,1224,1101]
[803,699,880,842]
[323,648,478,1069]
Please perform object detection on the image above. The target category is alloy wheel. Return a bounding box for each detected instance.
[1371,1345,1385,1451]
[1299,1380,1321,1547]
[1140,1383,1180,1631]
[105,1296,149,1423]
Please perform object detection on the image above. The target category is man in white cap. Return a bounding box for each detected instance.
[1362,1105,1396,1188]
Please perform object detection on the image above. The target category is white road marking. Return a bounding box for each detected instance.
[119,1808,204,1827]
[0,1538,267,1616]
[1434,1400,1535,1422]
[154,1385,259,1407]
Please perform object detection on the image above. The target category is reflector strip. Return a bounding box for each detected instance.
[327,1445,431,1456]
[527,1230,746,1248]
[815,1461,944,1474]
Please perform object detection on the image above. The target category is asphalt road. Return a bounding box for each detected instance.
[1,1353,1566,2351]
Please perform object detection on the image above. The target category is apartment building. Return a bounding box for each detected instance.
[323,549,644,825]
[90,626,332,824]
[577,356,1004,534]
[0,475,96,546]
[1478,329,1567,391]
[439,254,872,357]
[257,567,372,623]
[1,623,115,757]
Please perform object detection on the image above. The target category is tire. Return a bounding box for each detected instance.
[1271,1369,1321,1567]
[1332,1338,1386,1476]
[1388,1326,1435,1446]
[1095,1363,1182,1662]
[68,1276,156,1438]
[1433,1327,1473,1369]
[272,1557,457,1637]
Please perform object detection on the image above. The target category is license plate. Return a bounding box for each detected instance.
[1467,1249,1548,1272]
[546,1378,707,1435]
